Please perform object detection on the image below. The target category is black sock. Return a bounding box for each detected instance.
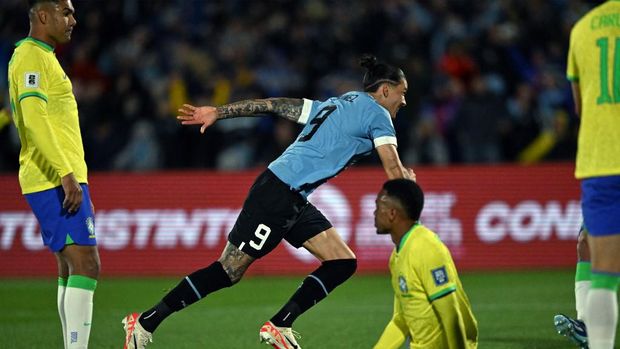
[139,261,233,332]
[138,301,172,333]
[271,259,357,327]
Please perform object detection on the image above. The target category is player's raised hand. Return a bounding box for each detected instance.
[177,104,218,134]
[407,168,416,182]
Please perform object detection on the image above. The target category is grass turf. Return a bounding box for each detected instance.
[0,270,618,348]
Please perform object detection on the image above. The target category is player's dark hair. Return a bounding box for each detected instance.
[360,54,405,92]
[382,179,424,221]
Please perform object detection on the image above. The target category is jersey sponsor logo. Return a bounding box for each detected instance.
[24,72,40,88]
[398,275,408,293]
[86,217,95,239]
[432,266,448,286]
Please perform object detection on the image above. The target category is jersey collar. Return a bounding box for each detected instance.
[15,37,54,52]
[397,222,420,253]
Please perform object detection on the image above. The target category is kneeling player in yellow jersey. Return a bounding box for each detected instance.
[373,179,478,349]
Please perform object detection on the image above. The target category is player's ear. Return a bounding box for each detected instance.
[382,84,389,98]
[36,9,48,24]
[34,3,54,25]
[388,207,398,223]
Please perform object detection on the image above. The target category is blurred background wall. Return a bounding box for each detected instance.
[0,164,582,276]
[0,0,596,173]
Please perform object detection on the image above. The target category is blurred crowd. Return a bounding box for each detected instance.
[0,0,595,172]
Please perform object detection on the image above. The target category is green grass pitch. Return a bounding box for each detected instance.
[1,270,619,348]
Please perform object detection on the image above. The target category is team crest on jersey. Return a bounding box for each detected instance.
[86,217,95,238]
[398,275,408,293]
[24,72,40,88]
[431,266,448,286]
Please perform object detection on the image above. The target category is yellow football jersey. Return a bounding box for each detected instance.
[8,37,87,194]
[568,0,620,178]
[374,224,478,349]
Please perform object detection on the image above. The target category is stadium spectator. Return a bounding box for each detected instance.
[0,0,595,171]
[7,1,100,348]
[121,55,415,349]
[452,74,507,163]
[373,178,478,349]
[566,1,620,348]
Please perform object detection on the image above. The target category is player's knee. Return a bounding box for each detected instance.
[314,258,357,292]
[79,255,100,279]
[577,234,590,262]
[68,252,100,279]
[331,258,357,280]
[218,259,247,285]
[71,262,99,280]
[227,271,243,285]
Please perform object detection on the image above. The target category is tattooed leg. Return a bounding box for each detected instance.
[218,242,255,284]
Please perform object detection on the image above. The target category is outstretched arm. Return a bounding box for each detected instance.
[376,144,416,181]
[177,98,304,133]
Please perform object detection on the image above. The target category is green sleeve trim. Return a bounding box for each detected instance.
[18,92,48,103]
[58,277,67,287]
[429,285,456,301]
[67,275,97,291]
[575,261,591,282]
[567,75,579,82]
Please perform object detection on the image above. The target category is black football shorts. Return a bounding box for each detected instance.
[228,169,332,259]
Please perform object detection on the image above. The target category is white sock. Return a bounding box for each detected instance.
[57,282,68,349]
[575,280,590,321]
[585,289,618,349]
[64,276,96,349]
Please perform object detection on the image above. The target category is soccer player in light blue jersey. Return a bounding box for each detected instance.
[122,55,415,349]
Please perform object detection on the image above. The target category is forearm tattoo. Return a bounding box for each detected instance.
[216,98,303,122]
[268,98,304,122]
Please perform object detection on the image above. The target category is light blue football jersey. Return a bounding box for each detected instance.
[268,91,397,197]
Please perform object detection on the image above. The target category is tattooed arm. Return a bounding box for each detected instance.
[177,98,304,133]
[216,98,304,122]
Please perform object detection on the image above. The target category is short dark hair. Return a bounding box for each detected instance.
[382,179,424,221]
[359,54,406,92]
